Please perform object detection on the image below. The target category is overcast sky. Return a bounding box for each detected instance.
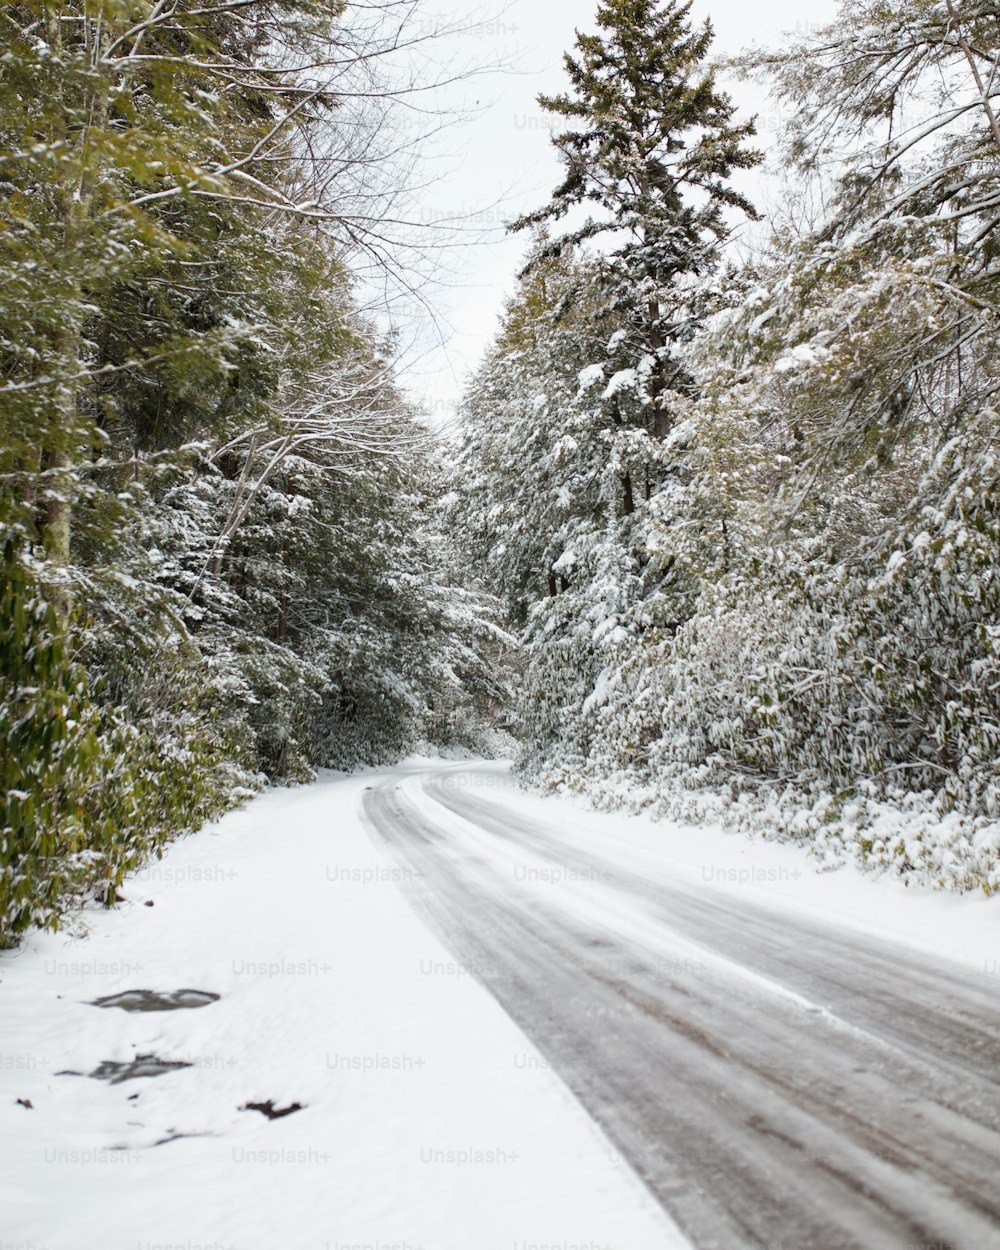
[389,0,840,421]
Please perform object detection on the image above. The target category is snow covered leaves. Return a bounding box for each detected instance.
[456,0,1000,890]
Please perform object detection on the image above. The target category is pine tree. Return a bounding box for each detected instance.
[457,2,761,784]
[455,235,611,619]
[511,0,761,439]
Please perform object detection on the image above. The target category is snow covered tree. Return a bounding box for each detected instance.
[511,0,760,441]
[0,0,328,587]
[0,1,513,940]
[455,238,608,616]
[457,2,760,784]
[738,0,1000,485]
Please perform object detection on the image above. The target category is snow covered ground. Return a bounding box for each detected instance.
[462,763,1000,976]
[371,763,1000,1247]
[0,764,684,1250]
[3,759,999,1250]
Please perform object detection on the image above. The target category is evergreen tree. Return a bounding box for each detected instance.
[511,0,761,438]
[455,236,610,617]
[457,1,761,786]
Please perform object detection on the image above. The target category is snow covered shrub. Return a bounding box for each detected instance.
[0,535,238,942]
[516,525,645,785]
[849,435,1000,817]
[0,536,104,941]
[574,431,1000,890]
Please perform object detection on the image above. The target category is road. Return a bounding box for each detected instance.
[362,764,1000,1250]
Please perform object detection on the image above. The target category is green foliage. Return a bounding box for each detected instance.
[0,1,509,940]
[0,536,102,940]
[0,532,244,942]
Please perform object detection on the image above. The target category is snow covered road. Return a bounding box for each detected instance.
[3,759,1000,1250]
[1,763,681,1250]
[365,763,1000,1250]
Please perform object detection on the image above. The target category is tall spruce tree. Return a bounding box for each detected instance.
[458,1,763,783]
[510,0,761,439]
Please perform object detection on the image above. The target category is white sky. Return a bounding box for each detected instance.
[387,0,840,421]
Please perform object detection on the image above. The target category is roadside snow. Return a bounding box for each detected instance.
[462,763,1000,976]
[0,767,685,1250]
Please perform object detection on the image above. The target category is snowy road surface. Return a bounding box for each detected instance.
[364,763,1000,1250]
[3,760,1000,1250]
[1,763,682,1250]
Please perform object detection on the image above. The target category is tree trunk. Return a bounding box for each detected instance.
[277,591,288,643]
[277,539,289,641]
[40,10,112,612]
[640,167,672,443]
[648,298,671,441]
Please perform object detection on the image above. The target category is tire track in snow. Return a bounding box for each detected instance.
[363,769,1000,1250]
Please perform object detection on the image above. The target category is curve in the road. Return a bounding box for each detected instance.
[362,767,1000,1250]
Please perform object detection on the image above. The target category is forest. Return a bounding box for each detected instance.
[3,0,999,943]
[0,0,509,940]
[456,0,1000,894]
